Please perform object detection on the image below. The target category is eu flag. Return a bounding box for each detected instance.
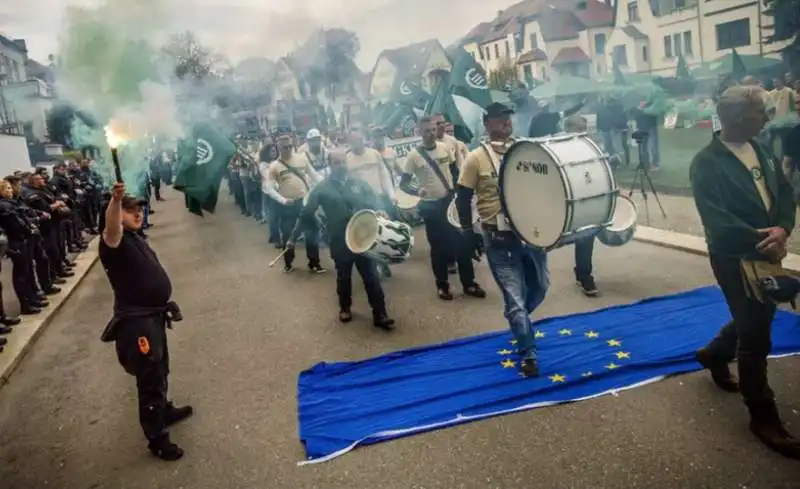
[297,286,800,464]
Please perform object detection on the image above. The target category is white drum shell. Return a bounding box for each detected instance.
[395,189,421,225]
[447,197,480,232]
[500,135,617,250]
[345,210,414,264]
[597,195,637,247]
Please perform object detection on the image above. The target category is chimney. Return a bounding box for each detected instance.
[13,39,27,52]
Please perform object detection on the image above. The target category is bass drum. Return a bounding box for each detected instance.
[597,195,638,247]
[500,134,617,250]
[345,210,414,264]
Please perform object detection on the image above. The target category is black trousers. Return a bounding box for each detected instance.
[151,177,162,200]
[115,315,171,443]
[574,236,595,280]
[331,241,386,314]
[8,244,35,305]
[42,226,63,280]
[706,255,776,409]
[419,198,475,290]
[29,235,51,290]
[278,200,319,268]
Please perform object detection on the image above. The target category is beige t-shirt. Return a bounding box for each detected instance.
[403,142,455,201]
[377,147,400,179]
[346,148,387,195]
[438,133,463,169]
[722,140,772,211]
[267,154,312,200]
[458,141,511,222]
[771,87,796,119]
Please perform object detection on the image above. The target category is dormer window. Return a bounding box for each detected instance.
[628,2,640,21]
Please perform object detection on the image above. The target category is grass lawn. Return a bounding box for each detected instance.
[613,127,711,194]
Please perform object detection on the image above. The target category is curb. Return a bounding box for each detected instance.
[633,226,800,273]
[0,239,101,389]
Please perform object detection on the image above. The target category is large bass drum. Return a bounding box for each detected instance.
[447,196,480,232]
[345,210,414,264]
[500,134,618,250]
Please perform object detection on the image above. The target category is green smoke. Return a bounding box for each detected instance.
[55,0,176,195]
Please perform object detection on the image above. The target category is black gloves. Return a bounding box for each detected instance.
[461,229,484,261]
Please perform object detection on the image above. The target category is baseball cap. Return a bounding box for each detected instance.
[121,195,147,210]
[483,102,514,121]
[306,128,321,139]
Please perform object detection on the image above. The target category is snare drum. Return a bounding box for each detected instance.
[500,134,617,250]
[597,195,637,247]
[446,196,480,232]
[396,189,422,226]
[345,209,414,264]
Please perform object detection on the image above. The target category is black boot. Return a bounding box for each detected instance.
[43,285,62,295]
[148,436,184,461]
[165,403,194,426]
[0,316,21,327]
[0,326,13,335]
[20,304,42,315]
[748,402,800,459]
[695,348,739,392]
[372,312,395,331]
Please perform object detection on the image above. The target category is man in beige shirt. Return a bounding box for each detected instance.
[344,131,394,202]
[445,122,469,165]
[456,102,549,378]
[266,128,325,274]
[433,114,463,171]
[399,116,485,301]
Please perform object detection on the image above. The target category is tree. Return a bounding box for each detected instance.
[297,28,361,99]
[487,58,518,90]
[763,0,800,74]
[45,103,99,148]
[161,31,223,80]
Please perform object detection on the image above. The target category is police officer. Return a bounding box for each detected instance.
[99,181,192,461]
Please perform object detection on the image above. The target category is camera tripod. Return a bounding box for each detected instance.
[627,131,667,226]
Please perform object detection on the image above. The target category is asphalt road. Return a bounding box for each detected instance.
[0,187,798,489]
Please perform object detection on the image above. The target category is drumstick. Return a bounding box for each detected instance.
[269,247,290,268]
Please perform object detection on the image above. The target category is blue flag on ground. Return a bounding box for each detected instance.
[297,286,800,464]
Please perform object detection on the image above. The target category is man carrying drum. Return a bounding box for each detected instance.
[400,116,486,301]
[456,102,549,378]
[286,156,395,330]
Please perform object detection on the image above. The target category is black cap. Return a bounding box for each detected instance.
[275,126,293,136]
[483,102,514,121]
[121,195,147,210]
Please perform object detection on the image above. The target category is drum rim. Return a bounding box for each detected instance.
[499,139,571,249]
[605,194,637,232]
[345,209,379,253]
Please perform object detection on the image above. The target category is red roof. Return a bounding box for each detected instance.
[550,47,591,65]
[573,0,614,28]
[517,49,548,64]
[463,22,491,42]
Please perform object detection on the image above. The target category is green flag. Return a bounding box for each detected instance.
[174,123,237,216]
[731,48,747,78]
[390,77,430,109]
[448,47,492,109]
[426,81,473,142]
[676,54,692,80]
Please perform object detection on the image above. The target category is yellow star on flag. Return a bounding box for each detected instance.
[549,374,567,383]
[501,359,517,368]
[605,362,620,370]
[607,339,622,347]
[585,331,599,339]
[535,330,545,339]
[510,339,518,345]
[615,351,631,360]
[497,349,513,355]
[558,329,572,336]
[581,372,593,377]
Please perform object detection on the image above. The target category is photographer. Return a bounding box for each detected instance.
[0,179,47,315]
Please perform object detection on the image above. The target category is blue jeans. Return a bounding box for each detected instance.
[646,127,660,167]
[484,231,549,361]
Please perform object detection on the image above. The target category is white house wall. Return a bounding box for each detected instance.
[422,45,452,92]
[370,55,397,100]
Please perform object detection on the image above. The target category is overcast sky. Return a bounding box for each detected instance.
[1,0,507,71]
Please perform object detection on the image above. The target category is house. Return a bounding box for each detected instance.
[467,0,614,82]
[606,0,790,76]
[271,57,306,103]
[368,39,452,101]
[0,34,28,136]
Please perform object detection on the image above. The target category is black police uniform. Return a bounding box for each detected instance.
[0,198,42,313]
[99,228,190,460]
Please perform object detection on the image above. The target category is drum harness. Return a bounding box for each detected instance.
[478,143,517,248]
[416,146,455,218]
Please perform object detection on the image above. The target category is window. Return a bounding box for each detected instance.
[485,47,491,60]
[627,2,640,21]
[683,31,693,55]
[613,45,628,66]
[523,64,533,80]
[541,66,547,80]
[673,33,682,56]
[664,36,672,57]
[716,18,751,50]
[529,34,538,50]
[494,44,500,58]
[642,46,648,61]
[676,0,686,8]
[505,40,511,57]
[594,33,606,56]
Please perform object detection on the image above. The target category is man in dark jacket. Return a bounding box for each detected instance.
[597,95,630,166]
[691,85,799,459]
[286,156,395,330]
